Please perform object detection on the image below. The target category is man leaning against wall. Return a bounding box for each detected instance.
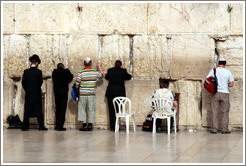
[206,58,234,134]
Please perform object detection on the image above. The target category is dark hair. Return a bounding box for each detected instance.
[57,63,64,69]
[159,78,169,88]
[84,60,92,67]
[115,60,122,68]
[218,60,226,66]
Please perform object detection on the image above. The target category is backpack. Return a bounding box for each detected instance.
[142,115,153,131]
[7,114,23,129]
[71,83,79,101]
[204,68,218,94]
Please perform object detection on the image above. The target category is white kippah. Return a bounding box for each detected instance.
[219,57,226,61]
[84,57,91,62]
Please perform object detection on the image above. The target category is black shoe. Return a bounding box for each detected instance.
[21,128,28,131]
[79,126,87,131]
[222,130,231,134]
[57,127,66,131]
[39,127,48,131]
[210,130,217,134]
[87,125,93,131]
[55,127,58,130]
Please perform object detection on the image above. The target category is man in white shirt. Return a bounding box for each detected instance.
[152,79,178,133]
[206,58,234,134]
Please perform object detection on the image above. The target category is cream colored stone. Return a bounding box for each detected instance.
[172,80,202,126]
[3,82,14,123]
[148,3,230,34]
[3,3,15,34]
[68,35,99,76]
[231,3,243,34]
[3,35,27,78]
[14,81,25,122]
[15,3,78,34]
[133,35,169,79]
[101,35,131,74]
[171,35,214,80]
[78,3,147,34]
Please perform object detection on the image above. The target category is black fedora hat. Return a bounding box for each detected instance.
[29,54,41,64]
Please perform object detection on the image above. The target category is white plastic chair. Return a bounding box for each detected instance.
[113,97,136,133]
[151,98,177,134]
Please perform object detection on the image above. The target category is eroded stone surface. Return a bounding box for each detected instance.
[15,3,78,34]
[3,35,27,78]
[3,82,14,123]
[171,35,214,80]
[68,35,99,76]
[101,35,131,74]
[78,3,147,34]
[3,3,15,34]
[231,3,243,34]
[148,3,230,34]
[133,35,169,79]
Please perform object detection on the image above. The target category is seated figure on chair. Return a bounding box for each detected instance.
[152,78,178,133]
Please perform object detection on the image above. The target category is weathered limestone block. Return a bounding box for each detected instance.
[14,81,25,122]
[29,35,67,77]
[101,35,131,74]
[78,3,147,34]
[231,3,243,34]
[15,3,78,34]
[148,3,230,34]
[172,80,202,126]
[3,82,14,123]
[68,35,99,76]
[201,80,243,127]
[3,35,27,78]
[133,35,169,79]
[46,79,55,125]
[3,3,15,34]
[216,36,243,65]
[171,35,214,80]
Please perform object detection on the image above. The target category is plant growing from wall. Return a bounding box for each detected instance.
[227,4,233,13]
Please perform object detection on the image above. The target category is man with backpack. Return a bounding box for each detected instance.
[206,57,234,134]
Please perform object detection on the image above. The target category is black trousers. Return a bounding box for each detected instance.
[55,92,68,129]
[107,95,119,130]
[156,117,174,129]
[22,113,44,129]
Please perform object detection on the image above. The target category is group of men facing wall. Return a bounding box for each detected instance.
[20,54,234,134]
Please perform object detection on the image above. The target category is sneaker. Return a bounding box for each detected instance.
[222,130,231,134]
[79,124,88,131]
[87,124,93,131]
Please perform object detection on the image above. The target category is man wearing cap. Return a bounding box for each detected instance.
[21,54,48,131]
[76,57,103,131]
[52,63,73,131]
[206,57,234,134]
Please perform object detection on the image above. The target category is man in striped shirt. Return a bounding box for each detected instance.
[76,57,103,131]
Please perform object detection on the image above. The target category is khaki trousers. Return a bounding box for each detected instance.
[211,92,230,131]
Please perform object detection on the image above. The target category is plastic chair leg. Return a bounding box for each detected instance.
[167,117,170,134]
[132,114,136,132]
[173,115,177,133]
[115,116,119,133]
[126,116,129,134]
[153,117,156,134]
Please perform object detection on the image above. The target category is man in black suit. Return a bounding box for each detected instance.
[105,60,132,131]
[21,54,48,131]
[52,63,73,131]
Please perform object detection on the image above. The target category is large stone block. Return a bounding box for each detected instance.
[15,3,78,34]
[78,3,147,34]
[29,35,67,77]
[148,3,230,34]
[172,80,202,126]
[3,35,27,78]
[3,82,14,123]
[231,3,243,34]
[3,3,15,34]
[171,35,214,80]
[133,35,169,79]
[13,81,25,122]
[100,35,131,74]
[68,35,99,76]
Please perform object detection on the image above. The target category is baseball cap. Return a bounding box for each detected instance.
[84,57,91,62]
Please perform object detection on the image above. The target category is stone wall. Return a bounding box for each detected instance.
[2,3,243,130]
